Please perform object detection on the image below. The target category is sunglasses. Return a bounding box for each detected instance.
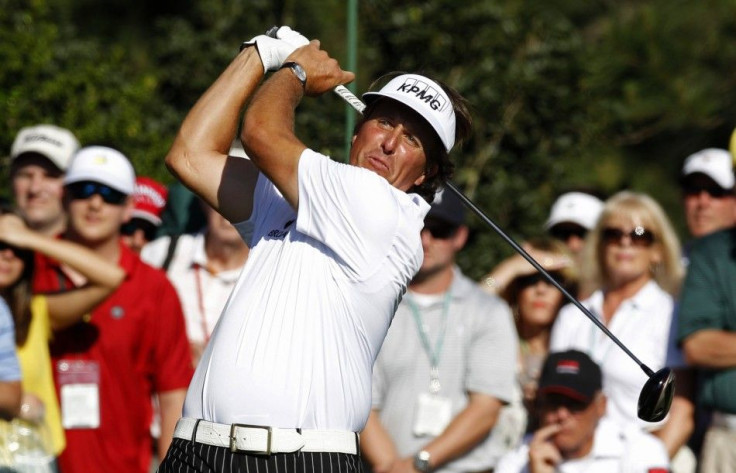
[682,184,732,199]
[67,181,128,205]
[538,393,592,413]
[601,226,655,247]
[121,218,158,242]
[549,225,588,242]
[516,271,565,289]
[422,219,460,240]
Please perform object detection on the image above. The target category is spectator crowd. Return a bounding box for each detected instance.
[2,40,736,473]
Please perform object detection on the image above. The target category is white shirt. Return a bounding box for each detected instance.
[550,281,673,430]
[495,418,670,473]
[183,149,430,431]
[141,232,244,345]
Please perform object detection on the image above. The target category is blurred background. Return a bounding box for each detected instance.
[3,0,736,279]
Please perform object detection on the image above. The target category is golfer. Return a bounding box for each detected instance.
[157,27,471,473]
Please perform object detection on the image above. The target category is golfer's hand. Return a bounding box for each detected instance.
[286,40,354,96]
[243,26,309,73]
[528,424,562,473]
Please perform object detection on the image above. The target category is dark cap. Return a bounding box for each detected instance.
[427,188,465,226]
[538,350,602,403]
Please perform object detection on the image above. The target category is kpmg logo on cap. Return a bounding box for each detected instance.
[396,77,449,112]
[556,360,580,374]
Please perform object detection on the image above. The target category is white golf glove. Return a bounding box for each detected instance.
[242,26,309,73]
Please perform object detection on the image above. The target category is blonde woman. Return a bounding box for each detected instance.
[549,191,685,448]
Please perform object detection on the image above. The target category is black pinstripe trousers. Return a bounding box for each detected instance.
[158,438,364,473]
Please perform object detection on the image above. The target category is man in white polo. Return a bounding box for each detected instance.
[157,26,472,473]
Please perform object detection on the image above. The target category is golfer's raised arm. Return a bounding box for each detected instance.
[165,46,263,223]
[166,27,310,223]
[242,41,354,209]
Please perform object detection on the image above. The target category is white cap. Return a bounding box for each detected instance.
[64,146,136,195]
[546,192,604,230]
[363,74,456,152]
[11,124,80,171]
[681,148,734,190]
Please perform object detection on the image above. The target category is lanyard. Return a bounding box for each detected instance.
[405,291,452,394]
[193,265,210,344]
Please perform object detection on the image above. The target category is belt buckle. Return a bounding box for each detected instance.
[229,423,272,454]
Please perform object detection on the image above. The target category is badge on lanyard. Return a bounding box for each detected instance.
[407,293,454,437]
[413,366,453,436]
[57,359,100,429]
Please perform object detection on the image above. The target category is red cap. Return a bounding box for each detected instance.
[132,177,168,226]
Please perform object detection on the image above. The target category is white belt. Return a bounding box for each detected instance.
[712,411,736,431]
[173,417,359,455]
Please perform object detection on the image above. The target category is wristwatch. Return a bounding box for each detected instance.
[413,450,431,473]
[280,61,307,88]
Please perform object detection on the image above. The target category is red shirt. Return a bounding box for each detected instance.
[46,242,193,473]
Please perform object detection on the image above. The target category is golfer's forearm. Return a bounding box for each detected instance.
[166,48,263,183]
[242,69,306,208]
[683,330,736,368]
[242,68,304,165]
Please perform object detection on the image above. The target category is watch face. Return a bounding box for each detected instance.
[414,451,431,472]
[293,64,306,82]
[286,62,306,84]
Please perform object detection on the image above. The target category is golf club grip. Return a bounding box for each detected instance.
[263,27,366,113]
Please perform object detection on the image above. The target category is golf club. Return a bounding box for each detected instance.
[263,27,675,422]
[332,79,673,423]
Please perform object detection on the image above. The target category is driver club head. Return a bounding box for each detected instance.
[637,368,675,422]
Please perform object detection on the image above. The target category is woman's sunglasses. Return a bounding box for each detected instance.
[601,226,655,247]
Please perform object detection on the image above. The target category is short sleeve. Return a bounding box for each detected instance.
[466,295,518,403]
[0,297,20,382]
[677,234,732,343]
[149,276,194,392]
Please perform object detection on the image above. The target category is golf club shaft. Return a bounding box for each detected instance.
[443,182,655,378]
[276,38,658,378]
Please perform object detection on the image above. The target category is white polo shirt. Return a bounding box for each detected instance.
[183,149,430,431]
[550,281,673,430]
[495,418,670,473]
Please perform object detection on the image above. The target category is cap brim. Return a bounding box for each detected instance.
[131,210,162,226]
[64,173,133,196]
[538,386,593,403]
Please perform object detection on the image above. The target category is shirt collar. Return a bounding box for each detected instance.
[588,279,664,316]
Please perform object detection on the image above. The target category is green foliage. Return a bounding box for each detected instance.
[3,0,736,280]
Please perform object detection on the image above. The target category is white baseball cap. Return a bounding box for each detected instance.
[546,192,604,230]
[11,124,80,171]
[363,74,456,152]
[64,146,136,195]
[681,148,734,190]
